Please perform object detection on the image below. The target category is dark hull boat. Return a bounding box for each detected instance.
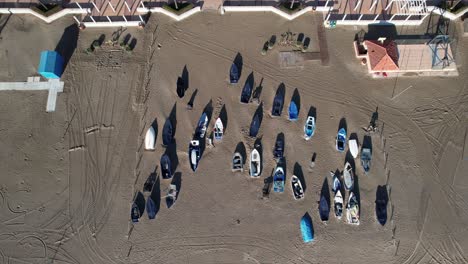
[375,185,388,226]
[361,148,372,173]
[319,194,330,222]
[271,91,284,117]
[146,197,156,219]
[240,81,252,104]
[143,173,156,193]
[131,202,140,223]
[273,135,284,160]
[162,119,173,146]
[189,140,200,172]
[249,112,260,137]
[230,63,239,84]
[160,154,172,179]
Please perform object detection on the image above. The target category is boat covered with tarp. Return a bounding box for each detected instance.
[288,101,298,121]
[240,80,252,104]
[146,197,156,219]
[249,112,260,137]
[230,63,239,84]
[300,213,314,243]
[162,119,173,146]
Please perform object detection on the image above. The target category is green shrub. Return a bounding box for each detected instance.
[162,3,195,15]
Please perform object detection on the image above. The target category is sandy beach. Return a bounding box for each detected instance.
[0,11,467,263]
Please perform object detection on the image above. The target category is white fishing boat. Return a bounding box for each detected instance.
[291,175,304,200]
[214,118,224,141]
[249,148,261,177]
[144,126,155,150]
[343,162,354,191]
[346,192,360,225]
[349,139,359,158]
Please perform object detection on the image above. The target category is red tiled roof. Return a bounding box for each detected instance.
[364,40,399,71]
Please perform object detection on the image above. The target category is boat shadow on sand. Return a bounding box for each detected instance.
[271,83,286,116]
[338,117,347,133]
[293,162,306,192]
[307,106,317,120]
[134,191,146,217]
[219,104,228,132]
[233,52,243,79]
[168,102,177,139]
[149,176,161,218]
[250,103,263,137]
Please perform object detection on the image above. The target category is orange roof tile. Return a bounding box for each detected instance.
[364,40,399,71]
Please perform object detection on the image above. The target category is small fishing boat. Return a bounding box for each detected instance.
[240,80,253,104]
[162,119,173,146]
[375,185,388,226]
[319,193,329,222]
[304,116,315,140]
[273,136,284,160]
[273,162,285,193]
[160,154,172,179]
[336,128,347,152]
[249,112,260,137]
[146,197,156,219]
[343,162,354,191]
[249,148,261,177]
[230,63,239,84]
[196,113,208,138]
[213,118,224,141]
[334,190,344,219]
[166,184,178,209]
[232,152,243,172]
[300,214,314,243]
[291,175,304,200]
[361,147,372,173]
[288,101,298,121]
[346,192,360,225]
[144,126,156,151]
[189,140,200,172]
[349,139,358,158]
[131,202,140,223]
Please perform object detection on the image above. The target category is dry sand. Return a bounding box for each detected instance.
[0,11,467,264]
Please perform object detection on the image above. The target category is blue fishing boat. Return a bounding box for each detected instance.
[189,140,200,172]
[300,213,314,243]
[196,113,208,138]
[336,128,346,152]
[162,119,173,146]
[288,101,298,121]
[160,154,172,179]
[273,162,285,193]
[304,116,315,140]
[230,63,239,84]
[240,80,252,103]
[146,197,156,219]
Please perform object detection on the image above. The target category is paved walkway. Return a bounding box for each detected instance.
[0,78,64,112]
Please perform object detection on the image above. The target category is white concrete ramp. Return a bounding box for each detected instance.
[0,78,64,112]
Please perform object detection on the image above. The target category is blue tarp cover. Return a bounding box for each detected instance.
[301,214,314,243]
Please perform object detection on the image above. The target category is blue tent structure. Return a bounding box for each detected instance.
[38,51,63,79]
[300,213,314,243]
